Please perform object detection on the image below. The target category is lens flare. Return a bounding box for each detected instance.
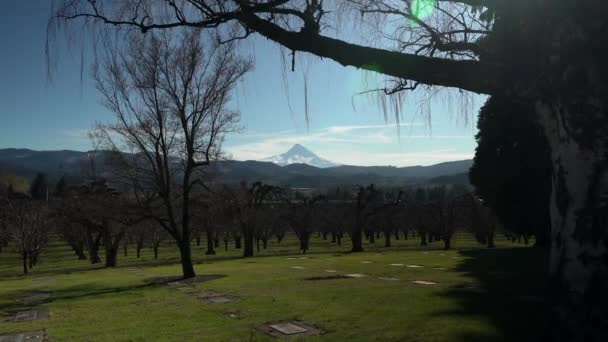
[411,0,436,20]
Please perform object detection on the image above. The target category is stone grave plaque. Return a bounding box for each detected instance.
[0,330,45,342]
[290,266,305,270]
[196,290,223,299]
[269,323,309,335]
[207,296,234,303]
[360,261,372,264]
[406,265,423,268]
[389,263,404,267]
[439,254,446,256]
[257,320,325,338]
[519,295,543,302]
[23,292,51,302]
[11,310,48,323]
[286,257,297,260]
[325,270,337,273]
[433,267,448,271]
[379,277,399,281]
[455,286,486,293]
[298,257,309,260]
[412,280,437,285]
[344,273,366,278]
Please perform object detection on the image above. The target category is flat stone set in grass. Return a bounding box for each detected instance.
[168,282,238,304]
[0,330,47,342]
[257,320,325,338]
[1,280,53,341]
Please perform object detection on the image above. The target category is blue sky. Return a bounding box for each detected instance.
[0,1,485,166]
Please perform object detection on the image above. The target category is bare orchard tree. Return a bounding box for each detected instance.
[4,194,50,275]
[282,193,325,254]
[221,182,282,258]
[93,30,250,278]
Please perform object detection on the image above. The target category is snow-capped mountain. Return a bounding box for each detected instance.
[261,144,339,168]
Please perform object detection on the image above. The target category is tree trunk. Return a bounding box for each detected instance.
[22,251,28,275]
[487,232,496,249]
[420,232,428,246]
[136,240,143,258]
[153,243,159,259]
[299,232,310,254]
[262,237,268,249]
[384,230,391,247]
[351,226,363,252]
[205,230,216,255]
[243,228,254,258]
[336,233,342,246]
[331,232,336,243]
[536,100,608,341]
[178,239,196,279]
[105,246,118,267]
[395,229,401,240]
[123,244,128,257]
[443,236,452,250]
[234,236,242,249]
[369,230,375,244]
[196,236,201,246]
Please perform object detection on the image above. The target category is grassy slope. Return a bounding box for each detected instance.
[0,234,548,341]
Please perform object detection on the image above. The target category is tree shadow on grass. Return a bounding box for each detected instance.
[0,282,157,317]
[433,247,551,342]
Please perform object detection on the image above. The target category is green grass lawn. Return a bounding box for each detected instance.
[0,234,548,341]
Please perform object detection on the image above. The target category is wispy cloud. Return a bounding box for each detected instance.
[225,123,474,166]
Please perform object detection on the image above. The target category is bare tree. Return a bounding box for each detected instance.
[283,194,325,254]
[221,182,281,258]
[4,194,50,275]
[92,30,250,278]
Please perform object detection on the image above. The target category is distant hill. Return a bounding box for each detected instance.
[428,172,471,186]
[0,148,472,188]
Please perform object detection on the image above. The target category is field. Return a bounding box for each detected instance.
[0,234,548,341]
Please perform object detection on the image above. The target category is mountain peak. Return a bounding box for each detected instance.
[262,144,339,168]
[286,144,315,156]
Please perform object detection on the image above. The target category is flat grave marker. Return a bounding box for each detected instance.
[224,310,242,318]
[290,266,305,270]
[389,263,404,267]
[257,320,324,338]
[454,286,487,293]
[406,265,423,268]
[379,277,400,281]
[360,261,372,264]
[195,290,223,299]
[0,330,46,342]
[270,323,309,335]
[412,280,437,285]
[344,273,367,278]
[325,270,337,273]
[207,296,235,303]
[519,295,543,302]
[9,310,48,323]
